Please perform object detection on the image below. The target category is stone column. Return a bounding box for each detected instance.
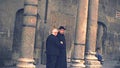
[85,0,101,68]
[70,0,89,68]
[17,0,38,68]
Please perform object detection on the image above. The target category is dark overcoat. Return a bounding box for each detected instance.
[57,33,67,68]
[46,34,62,55]
[46,34,62,68]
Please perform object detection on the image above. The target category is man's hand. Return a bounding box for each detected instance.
[60,41,63,44]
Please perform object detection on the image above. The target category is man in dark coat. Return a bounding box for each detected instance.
[57,26,67,68]
[95,48,104,64]
[46,28,63,68]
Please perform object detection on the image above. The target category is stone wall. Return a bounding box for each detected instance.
[98,0,120,61]
[0,0,120,66]
[105,32,120,60]
[0,0,24,66]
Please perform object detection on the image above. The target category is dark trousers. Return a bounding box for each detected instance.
[46,55,58,68]
[56,49,67,68]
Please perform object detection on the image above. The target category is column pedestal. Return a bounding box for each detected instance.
[71,59,85,68]
[71,46,86,68]
[85,52,102,68]
[17,58,35,68]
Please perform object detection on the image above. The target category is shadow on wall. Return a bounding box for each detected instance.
[96,21,107,58]
[12,8,24,64]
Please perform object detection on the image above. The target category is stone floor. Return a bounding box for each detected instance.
[1,61,120,68]
[0,64,46,68]
[102,60,120,68]
[0,63,70,68]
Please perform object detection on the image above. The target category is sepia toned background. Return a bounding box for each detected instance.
[0,0,120,67]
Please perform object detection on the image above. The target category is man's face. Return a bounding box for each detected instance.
[53,31,58,36]
[59,29,65,34]
[52,29,58,36]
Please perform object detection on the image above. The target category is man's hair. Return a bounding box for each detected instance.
[58,26,66,30]
[52,28,58,33]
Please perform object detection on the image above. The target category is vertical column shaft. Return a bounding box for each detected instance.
[17,0,38,68]
[70,0,89,68]
[85,0,101,68]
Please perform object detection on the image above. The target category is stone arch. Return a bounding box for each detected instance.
[12,8,24,62]
[96,21,107,56]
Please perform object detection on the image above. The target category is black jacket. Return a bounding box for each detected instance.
[56,33,67,68]
[46,34,62,56]
[57,33,66,49]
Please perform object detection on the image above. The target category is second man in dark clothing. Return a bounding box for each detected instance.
[57,26,67,68]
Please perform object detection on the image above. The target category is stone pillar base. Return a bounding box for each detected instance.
[71,64,85,68]
[85,55,102,68]
[85,60,102,68]
[70,60,85,68]
[86,65,102,68]
[17,58,35,68]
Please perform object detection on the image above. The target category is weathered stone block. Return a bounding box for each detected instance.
[24,16,37,26]
[25,0,38,5]
[24,5,38,15]
[21,27,36,58]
